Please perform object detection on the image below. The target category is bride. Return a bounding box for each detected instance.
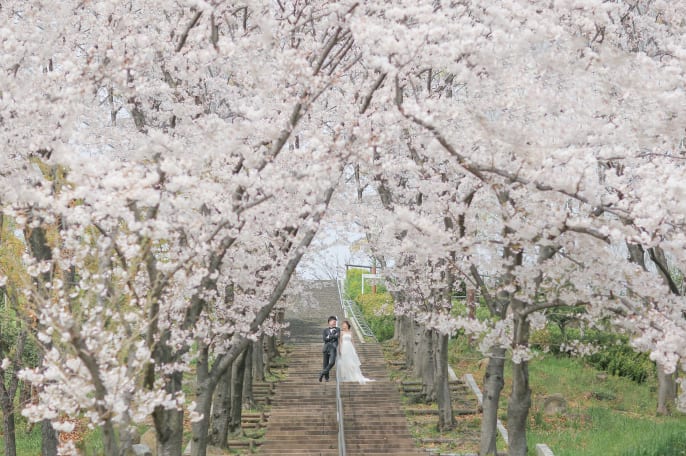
[337,320,374,384]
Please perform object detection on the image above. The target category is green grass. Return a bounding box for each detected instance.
[443,337,686,456]
[524,355,686,456]
[530,407,686,456]
[0,423,42,455]
[0,421,103,456]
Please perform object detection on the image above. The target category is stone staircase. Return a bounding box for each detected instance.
[259,280,423,455]
[259,343,339,456]
[340,343,424,456]
[285,280,343,344]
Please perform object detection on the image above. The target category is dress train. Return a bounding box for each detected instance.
[337,333,374,384]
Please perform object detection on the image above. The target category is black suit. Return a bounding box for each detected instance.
[321,327,339,380]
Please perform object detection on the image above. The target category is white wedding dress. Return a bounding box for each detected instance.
[337,332,374,384]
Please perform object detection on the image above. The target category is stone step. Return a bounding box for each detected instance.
[260,450,338,455]
[258,284,423,456]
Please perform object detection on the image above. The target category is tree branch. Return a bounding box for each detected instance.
[176,11,203,53]
[209,184,337,382]
[360,72,387,114]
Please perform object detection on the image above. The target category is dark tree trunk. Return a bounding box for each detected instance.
[393,314,405,348]
[118,422,137,456]
[24,225,59,456]
[242,344,255,409]
[0,322,27,456]
[627,243,680,416]
[467,289,476,319]
[153,371,185,456]
[402,317,416,372]
[480,346,506,456]
[506,310,531,456]
[276,308,286,343]
[0,226,16,456]
[252,337,265,382]
[396,315,405,355]
[209,364,232,448]
[414,328,435,402]
[657,367,677,416]
[1,392,17,456]
[101,421,119,456]
[389,291,404,346]
[228,350,247,436]
[41,420,58,456]
[626,243,646,267]
[434,331,454,431]
[648,246,680,415]
[265,335,280,361]
[190,345,211,456]
[507,360,531,456]
[263,336,273,377]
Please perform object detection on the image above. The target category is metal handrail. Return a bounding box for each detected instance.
[336,277,376,341]
[342,299,376,341]
[336,277,346,309]
[334,278,347,455]
[336,362,346,456]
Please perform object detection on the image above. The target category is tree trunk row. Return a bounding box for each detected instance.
[190,334,280,456]
[395,315,455,432]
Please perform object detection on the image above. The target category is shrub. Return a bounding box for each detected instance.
[586,344,654,384]
[357,292,394,342]
[530,327,554,349]
[345,269,394,341]
[357,293,393,316]
[367,314,394,342]
[344,268,387,300]
[531,325,655,384]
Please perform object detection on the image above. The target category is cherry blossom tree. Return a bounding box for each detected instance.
[3,1,686,456]
[1,1,364,455]
[344,1,686,455]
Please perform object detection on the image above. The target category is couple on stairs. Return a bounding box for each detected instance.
[319,315,374,384]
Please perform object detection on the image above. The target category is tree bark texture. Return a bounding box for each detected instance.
[190,345,211,456]
[393,314,407,354]
[389,290,404,345]
[399,316,415,371]
[209,365,232,448]
[41,420,58,456]
[480,346,506,456]
[0,325,26,456]
[434,331,454,431]
[0,219,15,456]
[252,337,265,382]
[506,311,531,456]
[265,335,280,360]
[627,242,679,415]
[414,328,436,402]
[26,225,58,456]
[649,246,680,414]
[1,392,17,456]
[153,371,185,456]
[242,343,255,409]
[229,350,247,436]
[657,366,677,416]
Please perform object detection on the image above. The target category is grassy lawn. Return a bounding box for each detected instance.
[6,342,685,455]
[0,420,104,456]
[525,355,686,456]
[447,338,686,456]
[0,423,42,455]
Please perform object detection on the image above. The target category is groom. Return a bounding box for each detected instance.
[319,316,339,382]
